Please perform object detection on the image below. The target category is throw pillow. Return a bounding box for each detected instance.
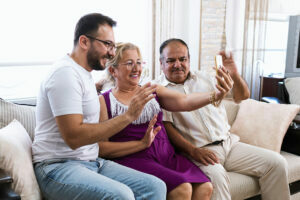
[0,99,36,141]
[285,77,300,105]
[230,99,300,152]
[0,120,41,200]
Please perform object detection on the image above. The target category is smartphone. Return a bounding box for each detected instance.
[214,55,223,73]
[215,55,223,85]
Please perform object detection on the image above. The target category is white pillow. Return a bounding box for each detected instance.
[230,99,300,152]
[285,77,300,105]
[0,119,41,200]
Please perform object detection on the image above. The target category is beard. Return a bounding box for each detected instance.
[87,46,107,71]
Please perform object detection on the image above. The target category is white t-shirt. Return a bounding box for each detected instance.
[32,55,100,163]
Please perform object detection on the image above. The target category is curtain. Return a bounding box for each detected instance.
[151,0,175,79]
[226,0,269,100]
[151,0,202,79]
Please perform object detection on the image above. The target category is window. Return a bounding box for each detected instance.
[263,14,289,77]
[0,0,152,100]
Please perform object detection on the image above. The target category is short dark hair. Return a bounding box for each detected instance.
[74,13,116,45]
[159,38,190,59]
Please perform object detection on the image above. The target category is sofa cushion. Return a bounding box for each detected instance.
[0,119,41,200]
[285,77,300,105]
[229,151,300,199]
[0,99,35,141]
[229,172,260,200]
[285,77,300,123]
[292,192,300,200]
[230,99,300,152]
[281,151,300,183]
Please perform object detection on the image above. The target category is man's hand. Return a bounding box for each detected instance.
[191,147,219,166]
[215,66,234,101]
[219,50,238,77]
[141,115,161,148]
[126,82,157,121]
[95,78,106,93]
[219,50,250,102]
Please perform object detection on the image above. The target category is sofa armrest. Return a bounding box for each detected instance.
[0,168,12,184]
[0,169,21,200]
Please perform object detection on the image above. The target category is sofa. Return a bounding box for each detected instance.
[223,98,300,200]
[0,97,300,200]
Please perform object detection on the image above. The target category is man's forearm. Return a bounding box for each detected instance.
[231,74,250,103]
[163,121,195,156]
[56,112,133,150]
[99,140,147,158]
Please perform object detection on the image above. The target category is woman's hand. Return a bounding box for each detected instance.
[215,66,234,101]
[141,115,161,148]
[126,82,157,121]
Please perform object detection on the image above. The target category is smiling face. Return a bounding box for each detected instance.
[160,41,190,84]
[87,24,115,71]
[111,49,142,88]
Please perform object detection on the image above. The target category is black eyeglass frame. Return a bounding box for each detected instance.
[85,35,116,51]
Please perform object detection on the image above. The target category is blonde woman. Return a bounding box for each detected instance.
[98,43,233,200]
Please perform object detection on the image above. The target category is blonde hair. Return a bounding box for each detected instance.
[104,42,143,84]
[106,42,142,67]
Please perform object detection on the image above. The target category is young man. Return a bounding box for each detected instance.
[32,13,166,200]
[157,38,290,200]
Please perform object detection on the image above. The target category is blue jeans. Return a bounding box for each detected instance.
[34,158,166,200]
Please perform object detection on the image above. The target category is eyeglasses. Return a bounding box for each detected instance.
[85,35,116,51]
[118,60,146,70]
[165,57,189,65]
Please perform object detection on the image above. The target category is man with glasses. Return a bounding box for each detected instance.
[156,38,290,200]
[32,13,166,200]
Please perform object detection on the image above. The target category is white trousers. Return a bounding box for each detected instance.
[192,134,290,200]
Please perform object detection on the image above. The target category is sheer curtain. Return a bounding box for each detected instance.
[226,0,269,100]
[151,0,202,79]
[151,0,175,79]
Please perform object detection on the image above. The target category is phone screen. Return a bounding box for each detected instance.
[214,55,223,85]
[215,55,223,72]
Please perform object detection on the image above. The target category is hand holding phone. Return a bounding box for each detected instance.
[214,55,223,86]
[214,55,223,73]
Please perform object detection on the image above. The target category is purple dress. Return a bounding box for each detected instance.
[102,90,210,192]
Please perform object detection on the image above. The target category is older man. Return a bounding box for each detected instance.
[157,38,290,200]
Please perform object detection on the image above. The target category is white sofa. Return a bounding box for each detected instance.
[223,99,300,200]
[0,98,300,200]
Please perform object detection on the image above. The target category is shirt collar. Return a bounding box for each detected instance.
[66,54,92,78]
[157,71,197,86]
